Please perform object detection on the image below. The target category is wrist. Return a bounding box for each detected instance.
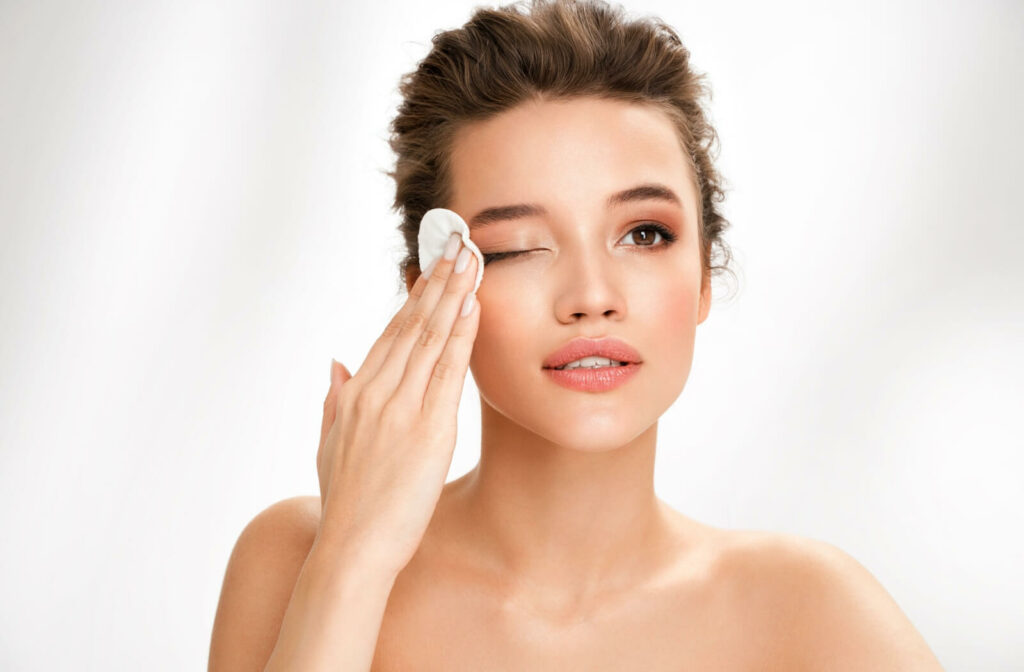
[305,533,404,591]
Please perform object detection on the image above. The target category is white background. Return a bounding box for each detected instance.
[1,0,1021,669]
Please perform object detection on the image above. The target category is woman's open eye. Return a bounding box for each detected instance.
[621,222,678,248]
[481,222,677,266]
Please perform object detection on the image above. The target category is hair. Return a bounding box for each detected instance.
[385,0,734,298]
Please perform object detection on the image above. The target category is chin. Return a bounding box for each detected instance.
[483,388,660,453]
[552,408,660,449]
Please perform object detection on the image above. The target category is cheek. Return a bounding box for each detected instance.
[469,283,541,371]
[644,275,700,327]
[642,279,701,376]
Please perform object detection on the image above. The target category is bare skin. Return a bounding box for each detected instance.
[262,490,940,671]
[209,96,943,670]
[365,480,765,671]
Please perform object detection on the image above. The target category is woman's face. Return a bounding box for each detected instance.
[446,96,710,452]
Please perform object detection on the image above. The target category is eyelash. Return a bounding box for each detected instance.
[480,222,678,266]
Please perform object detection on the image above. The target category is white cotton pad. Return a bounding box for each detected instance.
[417,208,484,294]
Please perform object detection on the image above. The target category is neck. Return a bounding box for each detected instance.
[444,397,676,612]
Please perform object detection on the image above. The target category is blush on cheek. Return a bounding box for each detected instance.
[653,279,700,323]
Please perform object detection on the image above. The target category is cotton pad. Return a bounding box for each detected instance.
[417,208,484,294]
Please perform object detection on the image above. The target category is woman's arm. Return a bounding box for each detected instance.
[212,242,479,670]
[207,496,397,672]
[262,532,398,671]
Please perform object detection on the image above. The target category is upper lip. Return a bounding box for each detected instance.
[542,337,643,369]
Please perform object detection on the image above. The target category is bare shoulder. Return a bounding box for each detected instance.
[208,496,322,671]
[715,529,944,671]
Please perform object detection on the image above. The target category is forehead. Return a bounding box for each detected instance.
[448,96,698,218]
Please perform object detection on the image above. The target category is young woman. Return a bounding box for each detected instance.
[209,1,944,669]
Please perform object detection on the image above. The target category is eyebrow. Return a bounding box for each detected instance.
[467,182,683,230]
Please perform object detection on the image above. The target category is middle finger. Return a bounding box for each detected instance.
[370,233,466,394]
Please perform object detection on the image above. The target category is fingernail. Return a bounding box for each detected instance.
[330,358,337,384]
[422,257,438,278]
[454,247,472,273]
[443,233,462,260]
[460,292,475,317]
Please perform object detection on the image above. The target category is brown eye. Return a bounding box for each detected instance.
[622,223,677,248]
[630,228,658,246]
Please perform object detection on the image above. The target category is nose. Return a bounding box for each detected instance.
[553,249,627,324]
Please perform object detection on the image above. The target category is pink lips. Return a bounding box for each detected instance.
[541,336,642,393]
[543,362,641,392]
[542,337,642,370]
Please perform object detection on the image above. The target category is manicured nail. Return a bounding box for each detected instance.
[454,247,472,273]
[424,257,438,277]
[460,292,475,317]
[443,233,462,260]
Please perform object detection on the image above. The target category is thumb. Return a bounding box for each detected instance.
[321,358,352,455]
[331,358,353,387]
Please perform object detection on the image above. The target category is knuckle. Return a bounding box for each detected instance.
[382,318,404,339]
[417,327,443,349]
[404,311,428,332]
[431,358,456,382]
[353,385,385,415]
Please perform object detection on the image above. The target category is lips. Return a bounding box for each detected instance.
[542,337,643,370]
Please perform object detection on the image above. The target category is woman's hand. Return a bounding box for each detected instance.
[315,234,479,578]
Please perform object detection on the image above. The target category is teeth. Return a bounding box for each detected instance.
[554,356,625,370]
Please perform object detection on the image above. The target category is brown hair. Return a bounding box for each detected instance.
[385,0,734,297]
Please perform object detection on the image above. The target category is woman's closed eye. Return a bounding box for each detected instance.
[480,222,678,266]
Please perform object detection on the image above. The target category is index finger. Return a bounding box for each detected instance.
[350,258,437,384]
[421,286,479,419]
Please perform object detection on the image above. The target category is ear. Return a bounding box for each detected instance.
[697,274,712,325]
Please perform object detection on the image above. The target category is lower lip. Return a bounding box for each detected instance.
[543,363,641,392]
